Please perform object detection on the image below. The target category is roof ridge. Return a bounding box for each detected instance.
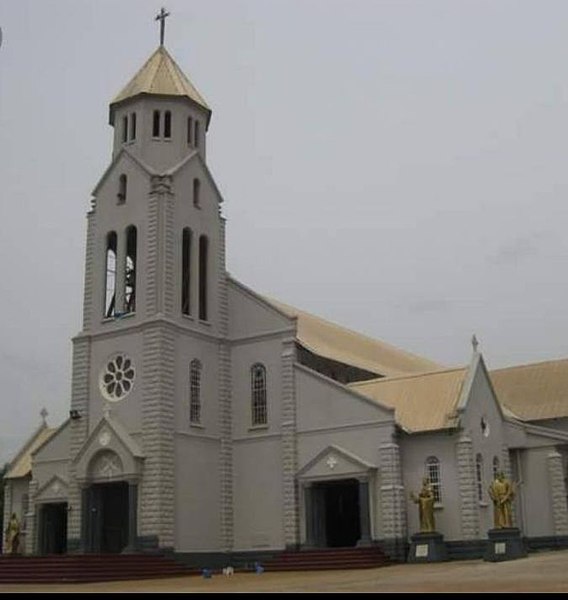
[491,356,568,373]
[265,296,441,369]
[349,366,466,387]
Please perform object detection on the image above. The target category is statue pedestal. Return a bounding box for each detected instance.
[408,532,448,563]
[483,528,527,562]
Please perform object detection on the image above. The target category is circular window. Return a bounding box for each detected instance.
[99,354,135,402]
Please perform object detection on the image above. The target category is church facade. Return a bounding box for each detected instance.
[4,38,568,562]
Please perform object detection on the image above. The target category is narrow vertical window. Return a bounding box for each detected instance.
[104,232,117,318]
[251,363,267,426]
[130,112,137,141]
[187,116,193,145]
[124,225,137,313]
[122,116,128,143]
[425,456,442,503]
[153,110,161,137]
[181,228,192,315]
[194,120,200,148]
[493,456,500,479]
[199,235,208,321]
[476,454,484,501]
[190,359,202,424]
[117,174,127,204]
[164,111,172,138]
[193,178,201,208]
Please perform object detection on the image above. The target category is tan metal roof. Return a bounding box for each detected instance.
[349,368,467,432]
[111,46,210,111]
[266,298,442,377]
[5,425,57,480]
[491,358,568,421]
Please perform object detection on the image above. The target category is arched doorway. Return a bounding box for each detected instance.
[83,450,137,553]
[38,502,68,554]
[308,478,363,547]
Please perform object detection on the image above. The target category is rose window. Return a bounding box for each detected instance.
[99,354,135,402]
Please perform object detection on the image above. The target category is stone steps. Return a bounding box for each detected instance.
[261,546,391,572]
[0,554,197,583]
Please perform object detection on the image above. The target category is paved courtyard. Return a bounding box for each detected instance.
[1,550,568,593]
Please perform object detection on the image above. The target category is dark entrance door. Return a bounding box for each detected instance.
[312,479,361,547]
[86,482,129,553]
[39,503,67,554]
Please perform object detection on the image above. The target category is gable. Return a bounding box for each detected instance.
[459,354,506,441]
[92,147,154,198]
[74,415,144,482]
[296,364,394,431]
[168,149,224,208]
[34,475,69,504]
[297,444,376,481]
[228,277,295,340]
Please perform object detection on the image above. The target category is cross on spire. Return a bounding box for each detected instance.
[155,7,170,46]
[471,333,479,353]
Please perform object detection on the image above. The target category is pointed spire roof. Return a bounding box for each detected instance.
[110,46,210,117]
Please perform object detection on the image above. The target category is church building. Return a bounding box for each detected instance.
[4,23,568,564]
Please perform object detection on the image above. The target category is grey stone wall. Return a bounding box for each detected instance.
[281,338,298,547]
[547,450,568,536]
[218,216,233,551]
[2,481,12,553]
[67,336,91,544]
[146,175,174,318]
[456,434,480,539]
[140,322,176,548]
[25,479,38,554]
[81,209,96,331]
[379,441,407,541]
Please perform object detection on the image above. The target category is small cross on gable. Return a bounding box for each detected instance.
[326,455,338,470]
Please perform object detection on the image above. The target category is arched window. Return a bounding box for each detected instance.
[194,120,200,148]
[153,110,161,137]
[122,116,128,143]
[190,359,202,424]
[187,116,193,145]
[164,111,172,138]
[130,112,137,140]
[117,174,127,204]
[193,178,201,208]
[493,456,500,479]
[425,456,442,503]
[251,363,267,426]
[181,228,192,315]
[198,235,208,321]
[104,232,117,318]
[475,453,484,501]
[124,225,137,313]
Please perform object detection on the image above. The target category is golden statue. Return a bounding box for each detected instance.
[4,513,21,554]
[410,477,436,533]
[488,471,515,528]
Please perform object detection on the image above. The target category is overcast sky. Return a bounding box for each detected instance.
[2,0,568,464]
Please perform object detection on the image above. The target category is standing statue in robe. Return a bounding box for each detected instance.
[4,513,20,554]
[488,471,515,528]
[410,477,436,533]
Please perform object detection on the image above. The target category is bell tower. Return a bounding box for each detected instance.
[67,12,230,554]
